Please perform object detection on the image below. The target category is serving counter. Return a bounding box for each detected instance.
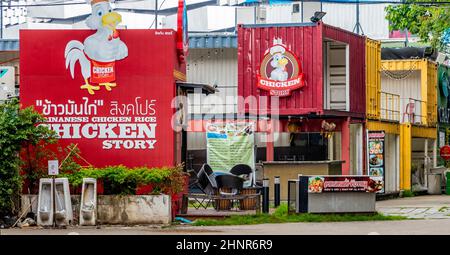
[261,160,344,201]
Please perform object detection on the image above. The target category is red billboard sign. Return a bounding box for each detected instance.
[20,29,182,167]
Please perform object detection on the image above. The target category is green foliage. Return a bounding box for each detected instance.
[401,190,416,197]
[0,99,57,216]
[193,204,408,226]
[61,164,187,195]
[385,1,450,51]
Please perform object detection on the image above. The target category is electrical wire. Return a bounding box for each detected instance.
[0,0,147,8]
[149,0,167,29]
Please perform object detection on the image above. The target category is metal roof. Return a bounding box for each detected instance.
[0,39,19,51]
[189,34,237,49]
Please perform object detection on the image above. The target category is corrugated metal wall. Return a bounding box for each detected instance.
[381,70,422,123]
[323,24,366,115]
[427,61,438,127]
[366,38,381,120]
[322,3,390,39]
[238,23,324,115]
[187,48,238,114]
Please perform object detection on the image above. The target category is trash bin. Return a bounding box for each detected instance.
[446,172,450,195]
[427,173,442,195]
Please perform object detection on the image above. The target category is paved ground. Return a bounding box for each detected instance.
[1,195,449,235]
[376,195,450,219]
[2,219,450,235]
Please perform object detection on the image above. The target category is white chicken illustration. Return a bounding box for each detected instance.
[269,38,289,81]
[65,0,128,95]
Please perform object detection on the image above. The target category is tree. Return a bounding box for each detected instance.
[0,99,57,216]
[385,1,450,52]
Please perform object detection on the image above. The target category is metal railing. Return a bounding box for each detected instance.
[402,98,427,125]
[380,91,400,122]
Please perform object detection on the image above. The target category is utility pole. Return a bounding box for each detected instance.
[155,0,158,29]
[353,0,364,35]
[0,2,3,39]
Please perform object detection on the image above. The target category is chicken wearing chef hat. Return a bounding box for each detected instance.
[65,0,128,95]
[269,38,289,81]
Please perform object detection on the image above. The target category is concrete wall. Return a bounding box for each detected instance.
[262,162,342,201]
[21,194,172,225]
[308,192,376,213]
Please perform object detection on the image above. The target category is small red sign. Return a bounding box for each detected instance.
[90,60,116,84]
[440,145,450,160]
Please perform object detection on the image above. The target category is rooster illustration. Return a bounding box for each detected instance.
[64,0,128,95]
[269,38,289,81]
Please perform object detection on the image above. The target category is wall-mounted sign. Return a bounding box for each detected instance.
[48,160,59,176]
[308,176,383,193]
[257,38,305,97]
[440,145,450,161]
[176,0,189,63]
[20,28,181,167]
[368,131,385,193]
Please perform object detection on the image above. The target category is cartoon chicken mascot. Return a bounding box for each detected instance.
[269,39,289,82]
[65,0,128,95]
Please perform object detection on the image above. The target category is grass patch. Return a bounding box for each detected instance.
[438,207,448,212]
[401,190,415,197]
[192,204,407,226]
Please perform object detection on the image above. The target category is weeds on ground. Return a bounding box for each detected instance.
[193,204,407,226]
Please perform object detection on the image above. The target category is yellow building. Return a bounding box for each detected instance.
[366,39,438,193]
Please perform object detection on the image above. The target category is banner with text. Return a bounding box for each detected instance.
[368,131,385,193]
[206,122,255,172]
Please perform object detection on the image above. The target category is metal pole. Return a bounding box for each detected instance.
[262,178,269,213]
[356,1,360,35]
[274,176,280,207]
[155,0,158,29]
[0,3,3,39]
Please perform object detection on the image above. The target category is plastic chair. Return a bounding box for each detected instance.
[230,164,255,187]
[189,164,217,209]
[215,175,245,210]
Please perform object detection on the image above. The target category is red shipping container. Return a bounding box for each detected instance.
[238,22,366,117]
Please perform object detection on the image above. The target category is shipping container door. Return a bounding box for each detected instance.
[350,123,363,175]
[385,133,400,193]
[324,41,349,111]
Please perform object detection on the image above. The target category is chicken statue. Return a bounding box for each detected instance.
[65,0,128,95]
[269,38,289,82]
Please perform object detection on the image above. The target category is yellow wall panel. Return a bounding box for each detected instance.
[366,38,381,120]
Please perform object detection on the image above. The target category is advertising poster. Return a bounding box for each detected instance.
[368,131,385,193]
[206,122,255,172]
[20,29,183,167]
[308,176,383,193]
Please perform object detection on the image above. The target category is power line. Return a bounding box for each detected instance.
[0,0,146,8]
[149,0,166,29]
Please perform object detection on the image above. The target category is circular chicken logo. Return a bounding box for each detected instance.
[257,38,305,97]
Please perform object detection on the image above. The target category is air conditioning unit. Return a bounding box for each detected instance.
[292,3,300,13]
[256,6,266,23]
[0,66,16,101]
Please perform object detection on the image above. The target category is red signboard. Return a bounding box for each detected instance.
[20,29,182,167]
[440,145,450,160]
[256,38,305,97]
[308,176,383,193]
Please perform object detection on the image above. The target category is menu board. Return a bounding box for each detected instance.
[368,131,385,193]
[206,122,255,172]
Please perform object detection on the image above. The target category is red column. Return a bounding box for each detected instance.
[266,120,274,161]
[341,117,350,175]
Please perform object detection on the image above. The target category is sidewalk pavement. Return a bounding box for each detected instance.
[376,195,450,219]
